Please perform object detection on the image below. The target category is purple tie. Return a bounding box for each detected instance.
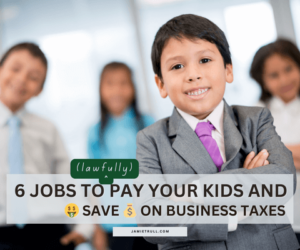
[195,122,224,172]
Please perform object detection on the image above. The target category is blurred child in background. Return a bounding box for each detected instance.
[87,62,156,250]
[250,38,300,243]
[0,42,93,249]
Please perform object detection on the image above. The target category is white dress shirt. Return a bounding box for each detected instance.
[0,100,93,239]
[256,96,300,145]
[177,100,238,231]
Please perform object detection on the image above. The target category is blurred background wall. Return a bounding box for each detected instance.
[0,0,299,159]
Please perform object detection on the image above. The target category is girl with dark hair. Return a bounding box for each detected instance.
[250,39,300,168]
[87,62,155,250]
[250,38,300,243]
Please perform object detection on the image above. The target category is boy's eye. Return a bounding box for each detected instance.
[200,58,211,64]
[30,76,39,82]
[172,64,183,70]
[29,73,41,82]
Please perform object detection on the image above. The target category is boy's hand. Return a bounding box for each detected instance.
[243,149,269,170]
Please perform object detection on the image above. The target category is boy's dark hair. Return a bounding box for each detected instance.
[250,38,300,103]
[151,14,232,78]
[0,42,48,86]
[99,62,145,146]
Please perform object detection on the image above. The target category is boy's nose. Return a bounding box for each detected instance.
[189,76,200,82]
[186,65,202,82]
[16,72,27,85]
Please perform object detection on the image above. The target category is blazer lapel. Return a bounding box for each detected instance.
[221,101,243,171]
[168,108,218,174]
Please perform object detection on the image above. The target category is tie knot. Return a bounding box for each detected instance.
[8,116,21,128]
[195,121,215,137]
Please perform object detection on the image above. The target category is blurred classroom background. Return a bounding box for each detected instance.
[0,0,299,159]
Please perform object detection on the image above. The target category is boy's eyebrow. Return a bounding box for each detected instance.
[165,56,183,65]
[165,49,216,65]
[199,49,216,54]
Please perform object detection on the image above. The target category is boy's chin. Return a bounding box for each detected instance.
[190,105,218,118]
[192,112,212,120]
[181,108,211,119]
[5,99,26,111]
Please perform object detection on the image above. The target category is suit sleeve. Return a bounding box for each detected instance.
[217,108,297,193]
[136,130,228,244]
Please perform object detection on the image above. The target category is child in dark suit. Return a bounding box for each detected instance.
[136,14,299,250]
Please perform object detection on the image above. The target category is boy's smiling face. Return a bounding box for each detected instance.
[155,37,233,120]
[0,49,46,112]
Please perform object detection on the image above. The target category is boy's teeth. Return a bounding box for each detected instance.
[188,88,208,96]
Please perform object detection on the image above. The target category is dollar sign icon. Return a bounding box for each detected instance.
[127,207,132,216]
[124,203,136,218]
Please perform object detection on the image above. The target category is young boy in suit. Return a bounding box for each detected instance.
[136,14,299,250]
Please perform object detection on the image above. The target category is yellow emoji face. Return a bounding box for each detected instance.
[65,203,79,218]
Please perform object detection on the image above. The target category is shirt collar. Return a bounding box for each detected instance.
[0,100,26,127]
[270,96,300,114]
[176,100,224,135]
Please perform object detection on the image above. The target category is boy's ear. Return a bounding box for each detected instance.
[225,64,234,83]
[155,74,168,98]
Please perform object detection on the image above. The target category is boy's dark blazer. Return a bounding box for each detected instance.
[136,100,299,250]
